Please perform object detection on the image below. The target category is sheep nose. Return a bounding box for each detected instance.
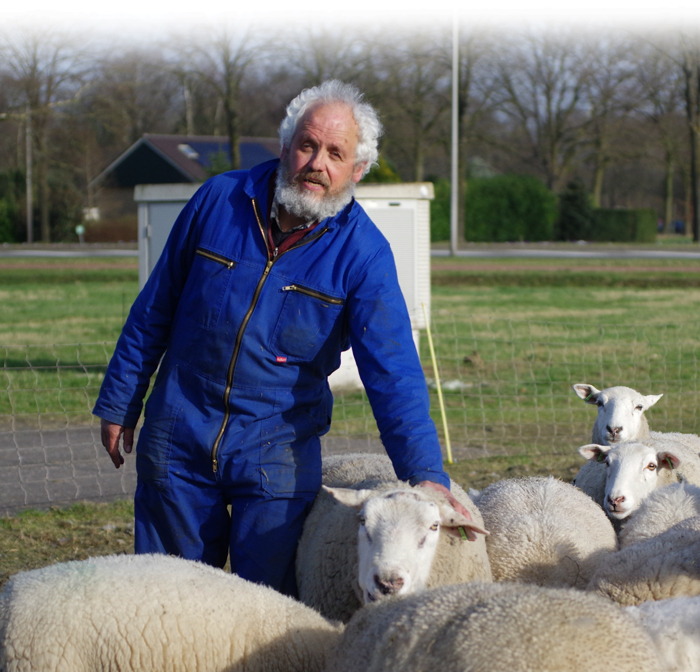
[607,495,625,510]
[374,574,404,595]
[607,425,622,440]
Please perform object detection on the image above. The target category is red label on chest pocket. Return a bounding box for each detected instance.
[276,356,287,363]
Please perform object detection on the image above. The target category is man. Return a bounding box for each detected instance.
[95,80,473,597]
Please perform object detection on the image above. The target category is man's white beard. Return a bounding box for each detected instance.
[275,160,355,222]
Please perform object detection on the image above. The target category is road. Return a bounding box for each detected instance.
[2,243,700,260]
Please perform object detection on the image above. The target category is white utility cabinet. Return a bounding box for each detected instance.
[134,182,433,391]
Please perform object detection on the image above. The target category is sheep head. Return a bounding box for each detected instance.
[573,383,663,445]
[323,485,485,605]
[579,441,680,520]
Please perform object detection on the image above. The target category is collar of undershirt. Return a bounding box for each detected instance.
[266,175,319,255]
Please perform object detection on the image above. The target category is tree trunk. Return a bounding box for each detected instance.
[591,162,605,209]
[664,151,675,234]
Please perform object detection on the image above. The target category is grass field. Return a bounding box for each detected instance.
[1,245,700,585]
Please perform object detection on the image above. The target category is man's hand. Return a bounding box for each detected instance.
[417,480,478,541]
[100,418,134,469]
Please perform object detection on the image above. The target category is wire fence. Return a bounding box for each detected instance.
[2,309,699,514]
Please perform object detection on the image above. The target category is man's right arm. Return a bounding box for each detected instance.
[92,183,207,437]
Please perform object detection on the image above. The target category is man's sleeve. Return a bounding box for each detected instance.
[92,187,205,428]
[346,242,450,489]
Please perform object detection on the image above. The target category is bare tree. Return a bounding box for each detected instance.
[680,34,700,242]
[88,47,181,147]
[581,34,640,207]
[174,27,265,170]
[283,25,375,88]
[647,29,700,242]
[492,29,592,192]
[0,26,89,242]
[634,40,686,232]
[374,29,451,182]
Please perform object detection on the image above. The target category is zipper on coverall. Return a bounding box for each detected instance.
[209,197,330,473]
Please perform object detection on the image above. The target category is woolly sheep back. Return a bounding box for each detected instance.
[0,553,342,672]
[325,581,664,672]
[321,452,397,488]
[587,516,700,606]
[474,476,617,588]
[619,481,700,548]
[295,477,491,622]
[626,596,700,672]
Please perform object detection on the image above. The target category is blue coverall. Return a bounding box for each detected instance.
[93,159,449,595]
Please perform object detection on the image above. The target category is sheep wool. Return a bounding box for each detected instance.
[295,477,492,623]
[619,481,700,549]
[321,452,398,488]
[587,516,700,606]
[626,596,700,672]
[474,476,617,588]
[0,553,343,672]
[325,581,664,672]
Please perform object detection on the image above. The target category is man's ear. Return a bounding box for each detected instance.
[352,162,367,183]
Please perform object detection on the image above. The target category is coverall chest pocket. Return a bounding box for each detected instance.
[181,248,237,330]
[270,284,345,361]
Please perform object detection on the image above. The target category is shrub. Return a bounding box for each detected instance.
[429,178,451,242]
[463,175,556,242]
[0,170,24,243]
[591,208,657,243]
[362,155,402,183]
[556,180,594,241]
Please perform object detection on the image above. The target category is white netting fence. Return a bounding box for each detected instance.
[2,310,699,514]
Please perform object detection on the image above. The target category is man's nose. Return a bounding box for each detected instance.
[306,148,326,171]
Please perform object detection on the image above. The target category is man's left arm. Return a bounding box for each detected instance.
[346,243,454,488]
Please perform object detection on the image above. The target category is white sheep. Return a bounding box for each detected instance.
[0,553,343,672]
[587,516,700,606]
[472,476,617,588]
[572,383,700,503]
[324,581,665,672]
[295,479,491,622]
[626,596,700,672]
[576,437,700,520]
[619,481,700,548]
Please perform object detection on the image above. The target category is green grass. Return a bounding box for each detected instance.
[1,247,700,584]
[0,500,135,589]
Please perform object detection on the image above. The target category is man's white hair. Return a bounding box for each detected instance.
[278,80,383,177]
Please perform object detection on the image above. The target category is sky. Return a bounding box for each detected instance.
[2,0,700,37]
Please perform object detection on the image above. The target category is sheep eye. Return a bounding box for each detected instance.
[646,463,657,471]
[358,516,366,526]
[430,523,439,531]
[635,405,643,411]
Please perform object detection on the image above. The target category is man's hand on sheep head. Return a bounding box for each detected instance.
[417,481,479,541]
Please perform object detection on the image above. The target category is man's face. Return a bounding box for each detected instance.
[276,102,366,222]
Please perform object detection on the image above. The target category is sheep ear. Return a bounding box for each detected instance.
[573,384,600,404]
[644,393,663,409]
[579,444,610,461]
[438,505,489,537]
[322,485,369,509]
[657,451,680,470]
